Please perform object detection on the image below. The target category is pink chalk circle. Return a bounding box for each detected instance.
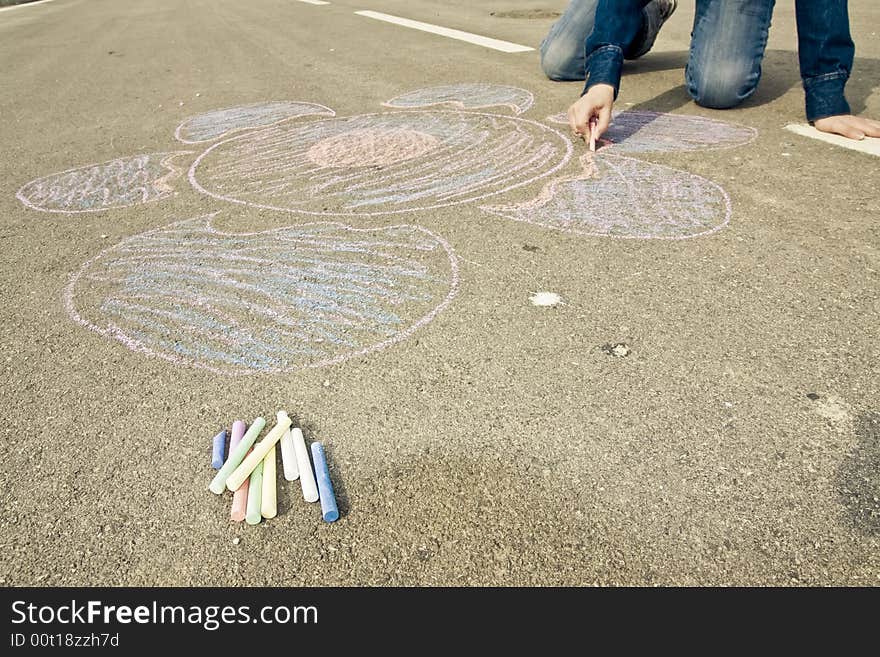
[483,154,731,240]
[16,152,191,214]
[546,110,756,153]
[175,101,336,144]
[64,212,460,376]
[383,83,535,115]
[188,110,572,216]
[306,128,441,168]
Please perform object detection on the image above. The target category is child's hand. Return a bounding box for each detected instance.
[814,114,880,140]
[567,84,615,144]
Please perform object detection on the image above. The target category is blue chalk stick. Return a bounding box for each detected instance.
[310,442,339,523]
[211,429,227,469]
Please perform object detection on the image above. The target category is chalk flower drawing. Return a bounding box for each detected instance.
[189,110,571,216]
[16,152,191,214]
[65,214,459,375]
[17,84,757,372]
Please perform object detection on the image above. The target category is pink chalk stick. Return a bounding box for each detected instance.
[230,476,249,522]
[229,422,249,523]
[229,420,246,450]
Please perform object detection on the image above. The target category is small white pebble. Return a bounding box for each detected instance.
[781,152,791,157]
[195,92,201,97]
[323,380,330,387]
[100,234,108,239]
[611,344,630,357]
[178,101,184,106]
[530,291,563,307]
[232,537,240,545]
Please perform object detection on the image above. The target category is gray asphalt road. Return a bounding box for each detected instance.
[1,0,878,586]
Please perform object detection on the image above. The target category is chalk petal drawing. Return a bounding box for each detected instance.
[189,110,571,216]
[175,101,336,143]
[65,214,459,375]
[384,83,535,115]
[547,110,756,153]
[483,154,731,239]
[16,152,191,214]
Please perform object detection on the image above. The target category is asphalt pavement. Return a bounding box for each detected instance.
[1,0,878,585]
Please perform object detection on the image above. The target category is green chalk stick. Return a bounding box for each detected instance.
[208,417,266,494]
[245,460,264,526]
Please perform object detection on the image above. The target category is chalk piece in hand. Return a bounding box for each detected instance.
[211,429,227,469]
[311,442,339,523]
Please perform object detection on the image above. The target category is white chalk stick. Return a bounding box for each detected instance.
[225,412,292,491]
[292,428,319,503]
[280,428,300,481]
[261,444,277,519]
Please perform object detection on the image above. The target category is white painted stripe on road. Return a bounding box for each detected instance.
[785,124,880,157]
[0,0,56,12]
[295,0,330,5]
[354,10,533,53]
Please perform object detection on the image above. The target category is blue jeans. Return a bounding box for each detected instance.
[540,0,776,109]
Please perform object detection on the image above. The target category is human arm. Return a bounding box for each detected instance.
[568,0,651,140]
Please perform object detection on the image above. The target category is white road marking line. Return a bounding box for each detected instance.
[785,124,880,157]
[295,0,330,4]
[354,10,534,53]
[0,0,56,12]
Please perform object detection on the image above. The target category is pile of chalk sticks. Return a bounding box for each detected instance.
[208,411,339,525]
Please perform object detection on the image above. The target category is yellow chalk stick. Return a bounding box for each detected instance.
[225,412,291,492]
[261,444,277,519]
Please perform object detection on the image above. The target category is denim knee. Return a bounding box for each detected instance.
[540,39,585,81]
[686,61,760,109]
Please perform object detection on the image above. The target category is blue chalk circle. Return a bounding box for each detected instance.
[310,442,339,523]
[211,429,227,469]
